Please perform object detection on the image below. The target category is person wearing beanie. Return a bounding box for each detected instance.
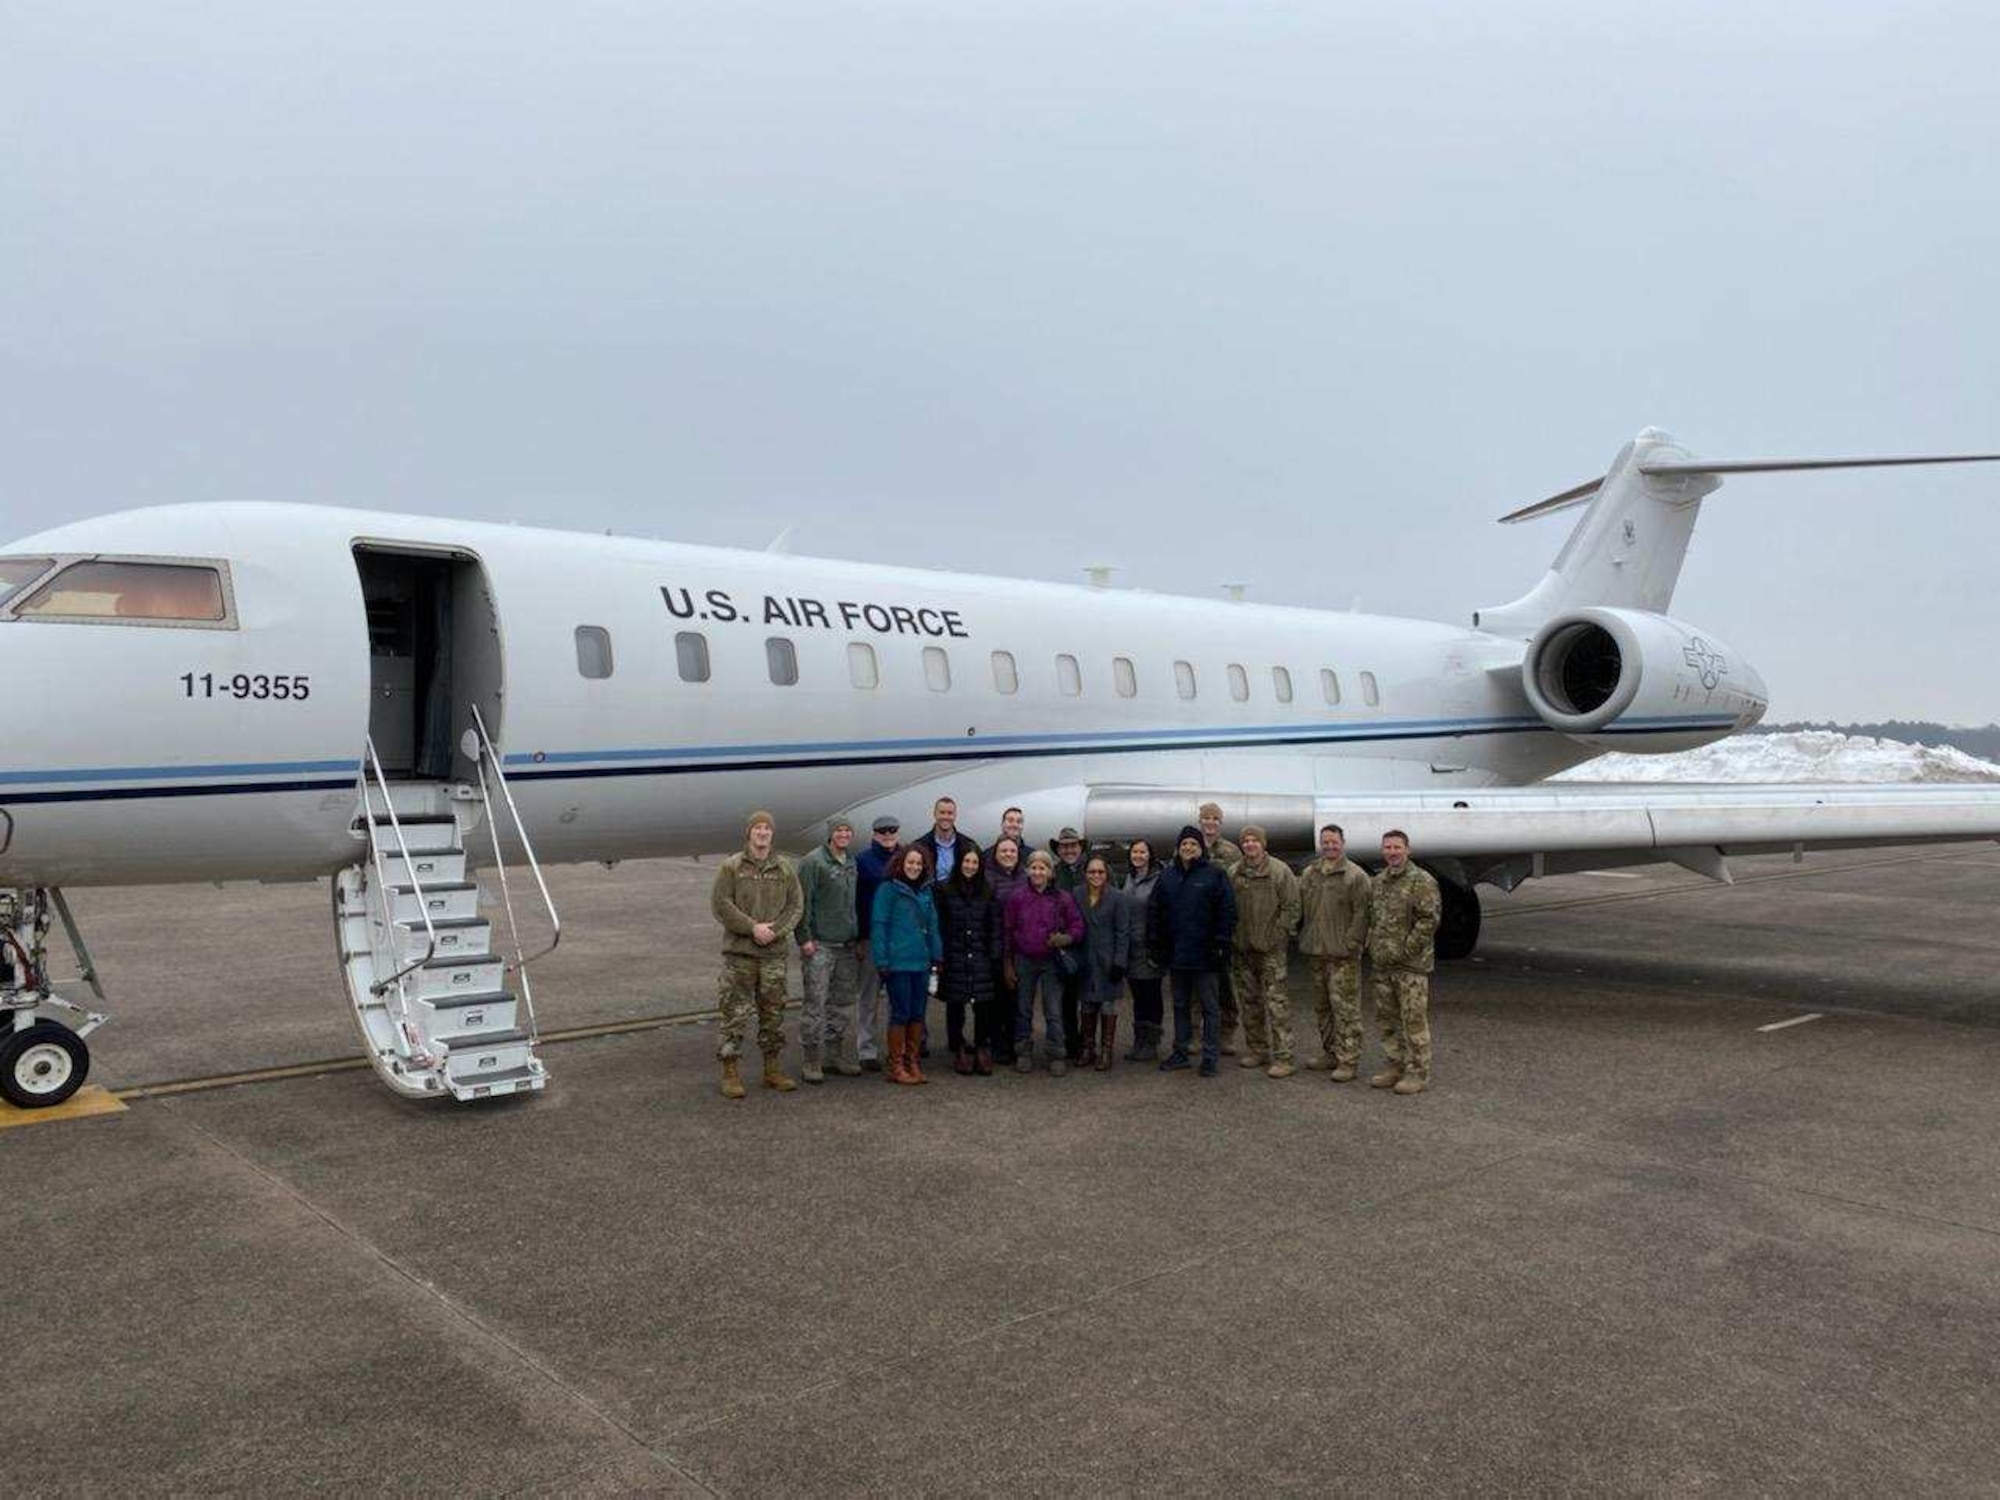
[1228,824,1302,1078]
[710,810,805,1099]
[794,815,863,1082]
[1149,824,1237,1077]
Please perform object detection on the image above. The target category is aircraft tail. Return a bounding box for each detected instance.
[1473,428,2000,639]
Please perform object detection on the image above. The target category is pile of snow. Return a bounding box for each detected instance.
[1553,730,2000,784]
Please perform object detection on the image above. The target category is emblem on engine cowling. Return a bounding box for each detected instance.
[1682,636,1728,691]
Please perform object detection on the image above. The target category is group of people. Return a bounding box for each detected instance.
[707,797,1442,1101]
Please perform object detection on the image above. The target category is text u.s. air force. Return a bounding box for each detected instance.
[661,585,970,640]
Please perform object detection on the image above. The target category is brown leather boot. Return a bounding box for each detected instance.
[903,1025,928,1085]
[762,1054,798,1092]
[953,1045,973,1076]
[1076,1017,1099,1070]
[884,1025,909,1084]
[719,1058,746,1100]
[1095,1015,1116,1070]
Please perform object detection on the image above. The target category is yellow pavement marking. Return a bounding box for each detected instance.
[0,1084,129,1129]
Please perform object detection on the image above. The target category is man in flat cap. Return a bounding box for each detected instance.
[710,810,805,1099]
[853,813,903,1071]
[795,815,863,1082]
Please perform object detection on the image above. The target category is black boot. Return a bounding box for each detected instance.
[1127,1023,1160,1062]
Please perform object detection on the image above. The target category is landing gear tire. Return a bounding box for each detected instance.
[1435,880,1482,962]
[1,1019,91,1109]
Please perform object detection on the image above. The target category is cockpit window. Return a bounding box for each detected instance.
[16,560,228,624]
[0,558,53,609]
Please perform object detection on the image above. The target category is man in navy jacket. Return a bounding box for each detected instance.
[1150,825,1238,1077]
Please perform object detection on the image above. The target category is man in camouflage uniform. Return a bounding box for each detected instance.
[794,815,863,1083]
[1299,822,1372,1081]
[1198,802,1244,1053]
[1366,829,1441,1096]
[1228,824,1301,1078]
[710,809,805,1099]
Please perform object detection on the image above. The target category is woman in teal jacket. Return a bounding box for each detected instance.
[871,845,943,1085]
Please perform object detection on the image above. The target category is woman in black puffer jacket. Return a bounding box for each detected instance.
[936,843,1003,1075]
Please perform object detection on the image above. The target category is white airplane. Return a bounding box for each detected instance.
[3,427,1997,1108]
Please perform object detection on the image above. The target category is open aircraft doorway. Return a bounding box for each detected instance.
[352,543,505,784]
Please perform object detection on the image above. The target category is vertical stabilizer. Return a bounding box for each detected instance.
[1474,428,1719,639]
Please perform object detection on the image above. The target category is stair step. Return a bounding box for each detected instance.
[380,849,468,886]
[388,882,481,925]
[364,815,462,853]
[447,1061,543,1099]
[412,953,504,1001]
[420,985,513,1013]
[394,916,491,962]
[436,1025,531,1051]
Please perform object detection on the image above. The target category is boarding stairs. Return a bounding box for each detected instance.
[335,708,561,1102]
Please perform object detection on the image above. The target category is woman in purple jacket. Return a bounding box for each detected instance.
[1001,850,1084,1077]
[987,837,1030,1066]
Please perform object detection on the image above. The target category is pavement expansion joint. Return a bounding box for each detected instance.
[160,1099,724,1498]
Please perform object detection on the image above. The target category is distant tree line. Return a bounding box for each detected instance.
[1755,721,2000,760]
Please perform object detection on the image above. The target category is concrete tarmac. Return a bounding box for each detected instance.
[6,845,2000,1495]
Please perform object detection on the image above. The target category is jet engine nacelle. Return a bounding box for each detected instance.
[1520,606,1768,753]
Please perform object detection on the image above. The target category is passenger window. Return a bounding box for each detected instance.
[1056,654,1082,696]
[1321,668,1341,705]
[675,631,710,683]
[1361,670,1380,706]
[1272,665,1293,703]
[766,636,798,686]
[1113,656,1137,698]
[1227,663,1249,702]
[17,559,227,624]
[991,650,1019,694]
[0,557,54,609]
[924,645,952,692]
[1174,660,1197,699]
[848,641,879,690]
[574,625,614,679]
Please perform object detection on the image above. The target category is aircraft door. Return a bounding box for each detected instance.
[353,545,503,782]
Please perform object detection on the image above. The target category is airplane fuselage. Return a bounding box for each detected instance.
[0,501,1764,886]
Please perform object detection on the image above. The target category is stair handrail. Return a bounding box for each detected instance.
[360,736,440,1004]
[466,706,562,1000]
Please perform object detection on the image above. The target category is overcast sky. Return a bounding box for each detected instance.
[4,1,1996,721]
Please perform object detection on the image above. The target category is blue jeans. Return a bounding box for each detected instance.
[1170,968,1221,1066]
[1014,954,1066,1056]
[883,970,929,1026]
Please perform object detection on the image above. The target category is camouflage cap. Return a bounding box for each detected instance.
[746,809,776,833]
[1198,801,1224,819]
[1240,824,1268,843]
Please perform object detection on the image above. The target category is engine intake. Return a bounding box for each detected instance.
[1521,607,1767,750]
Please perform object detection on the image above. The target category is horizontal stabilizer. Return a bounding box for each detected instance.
[1498,478,1603,525]
[1638,452,2000,477]
[1501,450,2000,525]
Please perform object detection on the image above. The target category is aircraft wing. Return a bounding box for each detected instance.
[1080,782,2000,886]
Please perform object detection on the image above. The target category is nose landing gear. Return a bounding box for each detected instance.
[1,888,108,1110]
